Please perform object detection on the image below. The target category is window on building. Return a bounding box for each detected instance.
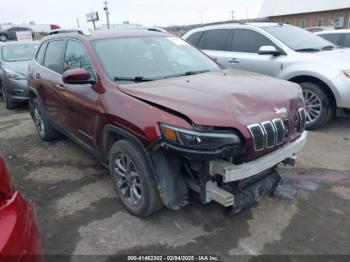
[300,20,306,28]
[317,18,323,27]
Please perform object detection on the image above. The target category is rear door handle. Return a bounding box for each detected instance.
[228,58,240,64]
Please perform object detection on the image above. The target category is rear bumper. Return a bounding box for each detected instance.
[0,192,43,258]
[209,131,307,183]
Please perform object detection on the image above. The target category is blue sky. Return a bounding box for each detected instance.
[0,0,264,27]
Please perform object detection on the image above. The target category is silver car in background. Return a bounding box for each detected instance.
[0,41,37,109]
[183,23,350,129]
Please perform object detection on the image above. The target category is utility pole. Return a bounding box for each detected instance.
[76,18,80,28]
[231,10,235,21]
[103,0,110,29]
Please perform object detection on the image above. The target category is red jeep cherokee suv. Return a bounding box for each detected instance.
[28,30,307,217]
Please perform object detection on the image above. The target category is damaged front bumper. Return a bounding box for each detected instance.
[203,131,307,209]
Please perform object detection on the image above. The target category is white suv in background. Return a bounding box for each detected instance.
[183,23,350,129]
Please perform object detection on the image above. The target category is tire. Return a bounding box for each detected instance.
[30,97,59,141]
[109,140,163,217]
[2,87,16,110]
[0,34,7,42]
[300,82,334,130]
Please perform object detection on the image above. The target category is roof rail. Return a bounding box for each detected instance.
[49,28,91,36]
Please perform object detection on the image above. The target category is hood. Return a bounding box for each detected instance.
[2,60,31,76]
[297,48,350,69]
[118,70,303,128]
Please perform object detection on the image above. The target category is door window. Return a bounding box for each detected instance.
[43,40,65,74]
[36,42,48,65]
[320,33,342,46]
[198,29,231,51]
[231,29,277,53]
[343,34,350,47]
[64,40,94,76]
[186,31,204,46]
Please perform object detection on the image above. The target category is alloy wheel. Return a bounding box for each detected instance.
[303,89,323,125]
[113,153,142,206]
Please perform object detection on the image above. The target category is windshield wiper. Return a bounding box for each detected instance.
[162,69,211,79]
[114,76,158,83]
[321,45,335,50]
[295,48,320,52]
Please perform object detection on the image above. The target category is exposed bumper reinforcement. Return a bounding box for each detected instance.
[209,131,307,183]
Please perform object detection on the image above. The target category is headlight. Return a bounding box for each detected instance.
[4,68,27,80]
[159,123,242,150]
[343,70,350,78]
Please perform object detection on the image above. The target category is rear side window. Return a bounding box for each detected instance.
[44,40,65,74]
[198,29,231,51]
[186,31,203,46]
[64,40,94,76]
[320,33,342,46]
[343,34,350,47]
[231,29,276,53]
[36,42,48,65]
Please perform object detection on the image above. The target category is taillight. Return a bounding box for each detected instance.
[51,24,61,30]
[0,156,15,202]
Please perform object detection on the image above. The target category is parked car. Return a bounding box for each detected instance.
[0,41,38,109]
[0,27,33,42]
[316,29,350,48]
[183,23,350,129]
[28,30,307,217]
[0,155,43,258]
[305,26,334,33]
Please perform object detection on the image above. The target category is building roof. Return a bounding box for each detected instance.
[259,0,350,17]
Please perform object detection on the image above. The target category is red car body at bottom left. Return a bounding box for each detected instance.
[0,155,43,261]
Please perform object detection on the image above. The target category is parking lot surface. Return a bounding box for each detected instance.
[0,101,349,260]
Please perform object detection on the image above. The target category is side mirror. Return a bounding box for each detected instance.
[258,46,281,56]
[62,68,96,85]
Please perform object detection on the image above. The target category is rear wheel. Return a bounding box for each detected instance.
[300,82,334,130]
[109,140,163,217]
[30,97,59,141]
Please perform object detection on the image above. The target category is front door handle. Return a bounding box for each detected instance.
[55,84,65,90]
[228,58,240,64]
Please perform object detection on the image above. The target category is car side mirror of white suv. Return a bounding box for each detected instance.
[258,46,281,56]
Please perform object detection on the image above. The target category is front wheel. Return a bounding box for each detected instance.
[109,140,163,217]
[0,34,7,42]
[300,82,334,130]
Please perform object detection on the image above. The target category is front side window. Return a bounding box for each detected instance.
[231,29,277,53]
[263,24,335,51]
[36,42,48,65]
[319,33,342,46]
[64,40,94,76]
[1,43,37,62]
[43,40,65,74]
[92,36,219,83]
[198,29,231,51]
[186,31,203,46]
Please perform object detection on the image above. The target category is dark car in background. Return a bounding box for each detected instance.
[316,30,350,48]
[0,27,33,42]
[0,155,43,259]
[0,41,37,109]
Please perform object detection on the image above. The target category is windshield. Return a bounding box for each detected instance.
[92,36,220,83]
[1,43,37,62]
[263,25,335,51]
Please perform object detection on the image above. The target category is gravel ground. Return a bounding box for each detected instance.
[0,101,349,261]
